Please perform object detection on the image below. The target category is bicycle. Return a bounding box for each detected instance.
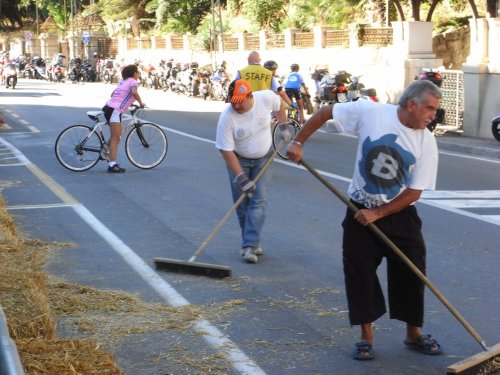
[271,106,302,160]
[55,104,168,172]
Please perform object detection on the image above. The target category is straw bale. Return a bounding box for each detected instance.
[0,196,124,373]
[16,338,122,375]
[0,197,21,251]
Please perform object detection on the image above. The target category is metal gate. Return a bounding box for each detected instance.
[440,70,464,131]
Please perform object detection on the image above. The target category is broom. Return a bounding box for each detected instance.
[299,158,500,374]
[154,142,283,278]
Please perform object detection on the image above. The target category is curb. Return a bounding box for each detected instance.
[436,135,500,160]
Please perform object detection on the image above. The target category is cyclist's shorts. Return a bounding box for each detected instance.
[285,89,302,102]
[102,105,122,124]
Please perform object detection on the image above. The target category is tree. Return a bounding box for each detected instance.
[238,0,287,31]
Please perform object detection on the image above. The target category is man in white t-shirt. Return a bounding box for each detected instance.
[216,79,287,263]
[287,80,443,360]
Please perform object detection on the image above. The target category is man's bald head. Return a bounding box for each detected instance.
[248,51,261,64]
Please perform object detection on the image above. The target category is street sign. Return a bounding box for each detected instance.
[82,30,91,43]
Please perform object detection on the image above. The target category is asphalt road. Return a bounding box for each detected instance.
[1,79,499,375]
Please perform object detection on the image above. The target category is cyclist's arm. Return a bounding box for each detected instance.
[131,86,145,108]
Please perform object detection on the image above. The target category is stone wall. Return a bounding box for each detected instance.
[432,27,470,70]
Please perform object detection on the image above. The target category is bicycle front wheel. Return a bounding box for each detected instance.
[125,122,168,169]
[272,120,301,160]
[55,125,102,171]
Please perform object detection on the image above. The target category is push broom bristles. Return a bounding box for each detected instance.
[154,258,232,278]
[446,343,500,374]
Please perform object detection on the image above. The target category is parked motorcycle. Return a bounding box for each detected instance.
[3,64,18,89]
[210,69,230,101]
[32,57,48,80]
[348,75,379,102]
[315,70,352,109]
[101,59,116,84]
[417,69,445,132]
[48,63,65,82]
[492,115,500,141]
[199,70,211,100]
[188,62,200,96]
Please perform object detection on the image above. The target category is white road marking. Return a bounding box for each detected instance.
[27,126,40,133]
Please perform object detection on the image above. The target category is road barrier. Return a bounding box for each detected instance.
[0,305,24,375]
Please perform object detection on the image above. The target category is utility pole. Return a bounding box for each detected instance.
[210,0,223,68]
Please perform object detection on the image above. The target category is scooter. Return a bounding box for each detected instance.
[492,115,500,141]
[3,64,18,89]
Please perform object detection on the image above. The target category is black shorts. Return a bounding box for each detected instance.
[102,105,121,123]
[285,88,302,102]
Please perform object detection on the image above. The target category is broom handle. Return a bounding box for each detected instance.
[300,158,488,351]
[189,142,284,262]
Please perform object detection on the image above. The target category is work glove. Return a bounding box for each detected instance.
[234,172,255,196]
[277,123,292,143]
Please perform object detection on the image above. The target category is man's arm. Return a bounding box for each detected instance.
[354,188,423,226]
[220,150,242,176]
[286,104,334,162]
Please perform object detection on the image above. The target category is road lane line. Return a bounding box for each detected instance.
[27,126,40,133]
[0,137,267,375]
[7,203,75,210]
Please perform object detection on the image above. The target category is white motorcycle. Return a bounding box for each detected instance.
[3,64,18,89]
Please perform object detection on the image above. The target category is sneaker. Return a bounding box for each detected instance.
[107,164,126,173]
[254,245,263,256]
[100,145,110,161]
[240,247,258,264]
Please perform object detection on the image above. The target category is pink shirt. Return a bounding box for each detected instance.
[106,77,138,113]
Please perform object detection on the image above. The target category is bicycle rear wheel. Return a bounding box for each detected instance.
[272,120,301,160]
[55,125,102,171]
[125,122,168,169]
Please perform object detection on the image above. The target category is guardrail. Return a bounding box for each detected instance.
[0,305,24,375]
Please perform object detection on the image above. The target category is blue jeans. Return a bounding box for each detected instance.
[228,149,273,249]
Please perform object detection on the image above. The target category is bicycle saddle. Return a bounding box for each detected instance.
[87,111,104,121]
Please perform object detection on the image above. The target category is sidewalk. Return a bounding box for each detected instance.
[435,130,500,160]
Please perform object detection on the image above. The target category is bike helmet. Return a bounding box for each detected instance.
[263,60,278,71]
[290,63,299,71]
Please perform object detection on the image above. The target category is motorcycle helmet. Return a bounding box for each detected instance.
[263,60,278,71]
[290,63,299,71]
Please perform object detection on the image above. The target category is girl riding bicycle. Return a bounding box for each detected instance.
[102,64,145,173]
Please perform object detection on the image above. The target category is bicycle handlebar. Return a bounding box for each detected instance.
[129,104,147,115]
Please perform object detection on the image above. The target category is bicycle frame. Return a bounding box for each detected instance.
[77,121,106,155]
[79,109,147,154]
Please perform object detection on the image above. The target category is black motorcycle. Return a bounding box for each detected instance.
[417,70,445,132]
[492,115,500,141]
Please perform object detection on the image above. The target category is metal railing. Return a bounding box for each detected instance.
[0,305,24,375]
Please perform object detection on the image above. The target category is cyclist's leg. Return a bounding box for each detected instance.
[109,121,122,162]
[104,106,123,166]
[293,90,305,123]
